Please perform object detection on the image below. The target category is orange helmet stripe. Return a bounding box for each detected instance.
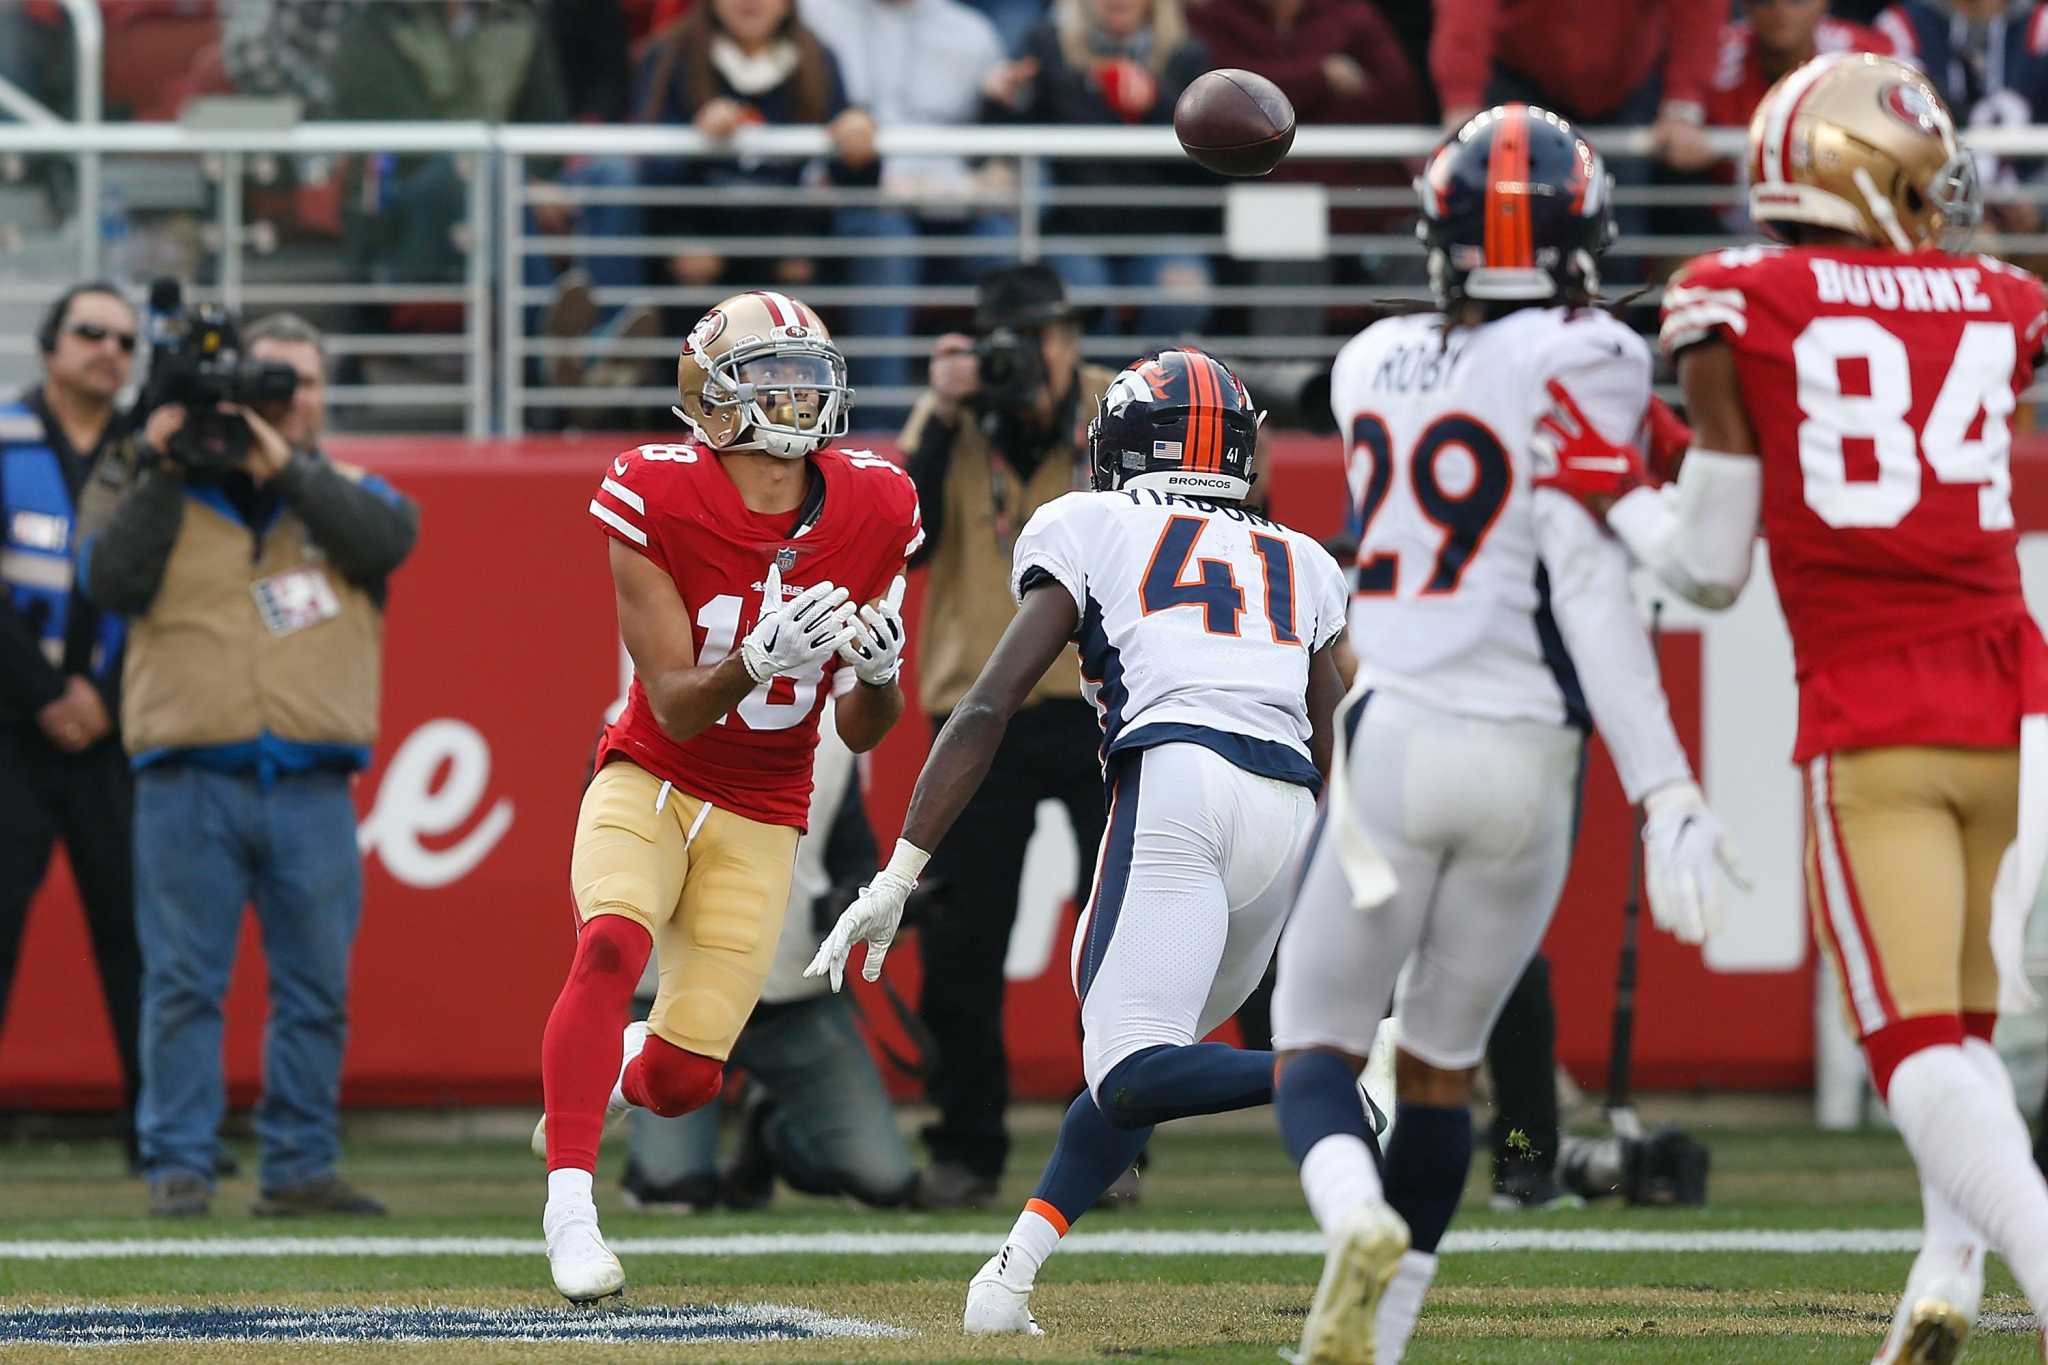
[1484,104,1533,269]
[1184,349,1223,472]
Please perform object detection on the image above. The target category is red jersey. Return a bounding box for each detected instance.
[588,441,923,829]
[1703,19,1894,128]
[1661,244,2048,761]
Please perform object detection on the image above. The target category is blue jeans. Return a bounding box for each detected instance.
[524,154,645,325]
[133,767,363,1191]
[837,205,1014,413]
[1051,251,1211,340]
[629,991,915,1206]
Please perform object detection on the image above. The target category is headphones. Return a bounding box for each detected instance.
[38,280,131,355]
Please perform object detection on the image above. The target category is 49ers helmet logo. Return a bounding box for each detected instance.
[1879,81,1940,136]
[683,308,727,357]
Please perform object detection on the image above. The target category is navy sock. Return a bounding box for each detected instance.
[1095,1043,1274,1129]
[1275,1050,1371,1167]
[1029,1091,1153,1229]
[1383,1103,1472,1253]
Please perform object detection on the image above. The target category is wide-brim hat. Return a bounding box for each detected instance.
[973,263,1081,332]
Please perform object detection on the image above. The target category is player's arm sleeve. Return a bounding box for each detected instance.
[589,454,670,573]
[1532,489,1693,804]
[1604,457,1761,611]
[1010,496,1088,618]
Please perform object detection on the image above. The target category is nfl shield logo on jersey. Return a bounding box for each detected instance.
[775,547,798,573]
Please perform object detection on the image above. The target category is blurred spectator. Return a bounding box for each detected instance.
[86,313,417,1218]
[966,0,1052,53]
[621,692,918,1212]
[1431,0,1723,171]
[898,266,1113,1207]
[1876,0,2048,234]
[994,0,1216,339]
[1190,0,1421,126]
[632,0,878,307]
[220,0,359,114]
[1706,0,1899,130]
[800,0,1011,415]
[547,0,633,122]
[328,0,644,385]
[0,284,143,1170]
[1188,0,1426,337]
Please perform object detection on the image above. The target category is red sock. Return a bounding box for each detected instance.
[540,915,650,1172]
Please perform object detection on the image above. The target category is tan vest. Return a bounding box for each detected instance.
[120,471,385,756]
[909,364,1114,716]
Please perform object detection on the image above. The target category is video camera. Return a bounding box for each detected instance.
[135,278,298,470]
[969,326,1047,416]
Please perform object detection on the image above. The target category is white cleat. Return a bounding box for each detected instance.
[1289,1204,1411,1365]
[1872,1255,1982,1365]
[964,1251,1045,1336]
[544,1206,625,1304]
[532,1021,649,1161]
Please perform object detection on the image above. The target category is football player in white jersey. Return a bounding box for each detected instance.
[806,348,1352,1337]
[1271,104,1745,1365]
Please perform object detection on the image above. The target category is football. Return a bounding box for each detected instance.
[1173,68,1297,177]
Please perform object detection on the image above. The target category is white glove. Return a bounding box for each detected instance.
[1641,780,1743,946]
[804,839,930,991]
[739,560,857,686]
[838,574,908,687]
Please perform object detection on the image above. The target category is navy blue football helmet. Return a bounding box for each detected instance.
[1416,103,1617,310]
[1089,349,1262,503]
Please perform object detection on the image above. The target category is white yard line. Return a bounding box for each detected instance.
[0,1228,1925,1261]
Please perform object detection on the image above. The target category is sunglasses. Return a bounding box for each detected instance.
[69,322,137,353]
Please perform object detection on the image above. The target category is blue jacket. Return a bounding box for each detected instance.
[0,398,124,733]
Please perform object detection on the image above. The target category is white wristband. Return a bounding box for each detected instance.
[884,838,931,884]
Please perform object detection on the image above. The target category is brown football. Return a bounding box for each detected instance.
[1173,68,1297,178]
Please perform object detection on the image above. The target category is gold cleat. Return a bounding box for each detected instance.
[1893,1297,1970,1365]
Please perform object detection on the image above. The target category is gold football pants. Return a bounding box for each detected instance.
[569,760,798,1060]
[1805,745,2018,1037]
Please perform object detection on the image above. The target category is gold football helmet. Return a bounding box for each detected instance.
[1747,51,1980,252]
[674,290,851,459]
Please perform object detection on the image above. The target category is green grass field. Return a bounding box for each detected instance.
[2,1108,2043,1362]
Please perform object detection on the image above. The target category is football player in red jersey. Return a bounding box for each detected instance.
[533,291,923,1302]
[1541,52,2048,1364]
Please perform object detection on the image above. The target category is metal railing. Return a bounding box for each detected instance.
[3,121,2048,435]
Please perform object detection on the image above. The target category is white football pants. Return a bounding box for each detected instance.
[1273,688,1584,1070]
[1073,741,1318,1094]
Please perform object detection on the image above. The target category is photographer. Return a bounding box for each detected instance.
[82,311,418,1218]
[0,283,144,1165]
[898,264,1114,1207]
[621,691,919,1212]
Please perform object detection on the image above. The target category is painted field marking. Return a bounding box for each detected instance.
[0,1304,909,1345]
[0,1228,1926,1261]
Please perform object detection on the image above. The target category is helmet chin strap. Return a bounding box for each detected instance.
[1853,167,1916,252]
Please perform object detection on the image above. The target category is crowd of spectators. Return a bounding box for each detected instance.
[6,1,2047,407]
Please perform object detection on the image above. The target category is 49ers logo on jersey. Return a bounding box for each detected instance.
[682,309,727,357]
[1878,81,1940,137]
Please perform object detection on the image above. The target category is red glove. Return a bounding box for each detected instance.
[1645,395,1692,485]
[1532,378,1648,508]
[1095,58,1158,122]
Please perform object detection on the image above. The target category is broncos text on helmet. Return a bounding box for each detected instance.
[1088,348,1264,504]
[1416,103,1616,311]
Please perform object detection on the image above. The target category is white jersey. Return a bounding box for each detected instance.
[1012,489,1348,790]
[1329,306,1691,803]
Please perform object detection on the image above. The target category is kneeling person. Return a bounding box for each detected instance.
[808,349,1352,1335]
[536,293,922,1302]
